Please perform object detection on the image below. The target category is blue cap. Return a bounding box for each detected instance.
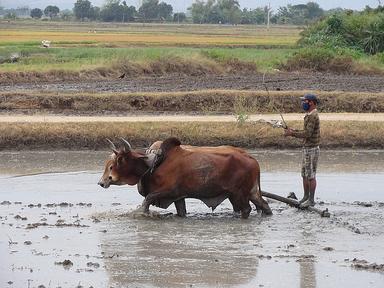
[300,93,318,103]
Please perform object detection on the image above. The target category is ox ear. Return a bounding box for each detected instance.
[116,155,124,167]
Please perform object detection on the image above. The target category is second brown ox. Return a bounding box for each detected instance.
[98,137,272,218]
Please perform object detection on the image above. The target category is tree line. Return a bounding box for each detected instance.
[0,0,381,25]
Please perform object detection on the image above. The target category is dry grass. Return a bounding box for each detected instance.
[0,23,300,47]
[0,121,383,150]
[0,56,259,83]
[281,51,384,75]
[2,90,384,114]
[0,30,297,48]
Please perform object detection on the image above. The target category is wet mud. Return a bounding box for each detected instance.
[1,150,384,287]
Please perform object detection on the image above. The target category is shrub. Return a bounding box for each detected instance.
[299,10,384,55]
[373,52,384,63]
[281,47,362,73]
[362,21,384,54]
[282,47,335,71]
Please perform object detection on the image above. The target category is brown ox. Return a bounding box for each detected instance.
[98,137,272,218]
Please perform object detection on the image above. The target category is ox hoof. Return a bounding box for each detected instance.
[262,209,273,216]
[241,210,251,219]
[134,205,150,215]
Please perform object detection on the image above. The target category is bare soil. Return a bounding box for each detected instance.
[2,73,384,115]
[1,72,384,93]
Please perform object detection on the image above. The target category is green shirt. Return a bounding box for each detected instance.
[292,109,320,147]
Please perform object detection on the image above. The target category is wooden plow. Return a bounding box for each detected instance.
[261,191,331,217]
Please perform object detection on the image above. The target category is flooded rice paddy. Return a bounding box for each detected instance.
[0,150,384,288]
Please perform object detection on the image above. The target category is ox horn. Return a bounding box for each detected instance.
[106,138,118,154]
[120,137,132,152]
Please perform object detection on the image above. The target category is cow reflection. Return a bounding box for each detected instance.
[100,211,264,287]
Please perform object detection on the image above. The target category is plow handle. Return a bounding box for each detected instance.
[261,191,330,217]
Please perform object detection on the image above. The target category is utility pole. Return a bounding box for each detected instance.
[266,3,271,30]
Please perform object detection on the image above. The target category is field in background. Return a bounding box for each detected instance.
[0,21,383,150]
[0,21,299,73]
[0,21,301,42]
[1,21,383,76]
[0,45,294,72]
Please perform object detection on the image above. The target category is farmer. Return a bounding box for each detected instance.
[284,93,320,208]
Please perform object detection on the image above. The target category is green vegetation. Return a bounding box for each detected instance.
[300,8,384,55]
[0,33,294,73]
[281,7,384,73]
[1,6,384,77]
[0,45,274,72]
[1,0,340,25]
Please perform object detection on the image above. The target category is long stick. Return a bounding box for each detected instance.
[261,190,330,217]
[262,73,288,129]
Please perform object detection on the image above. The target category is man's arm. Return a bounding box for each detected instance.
[285,115,316,139]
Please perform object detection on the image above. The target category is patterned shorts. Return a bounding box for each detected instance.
[301,146,320,179]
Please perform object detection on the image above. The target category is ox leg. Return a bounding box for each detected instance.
[141,193,160,213]
[260,198,272,215]
[174,199,186,217]
[140,198,151,213]
[250,195,272,215]
[230,196,251,219]
[229,197,241,217]
[252,201,261,214]
[241,203,252,219]
[250,182,273,216]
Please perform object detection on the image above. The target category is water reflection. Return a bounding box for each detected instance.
[300,261,316,288]
[0,150,383,176]
[298,222,317,288]
[100,214,265,287]
[251,150,384,173]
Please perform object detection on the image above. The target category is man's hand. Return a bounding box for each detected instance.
[284,128,294,137]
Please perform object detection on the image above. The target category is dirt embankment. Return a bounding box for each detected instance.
[1,72,383,150]
[0,58,258,85]
[1,89,384,115]
[1,121,383,150]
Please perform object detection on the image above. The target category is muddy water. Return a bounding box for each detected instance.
[0,150,384,288]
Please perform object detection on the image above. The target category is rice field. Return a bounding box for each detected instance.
[0,21,301,44]
[0,29,299,46]
[0,21,300,73]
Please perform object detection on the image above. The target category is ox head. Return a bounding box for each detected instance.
[98,138,149,188]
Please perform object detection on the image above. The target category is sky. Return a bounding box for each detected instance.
[0,0,381,12]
